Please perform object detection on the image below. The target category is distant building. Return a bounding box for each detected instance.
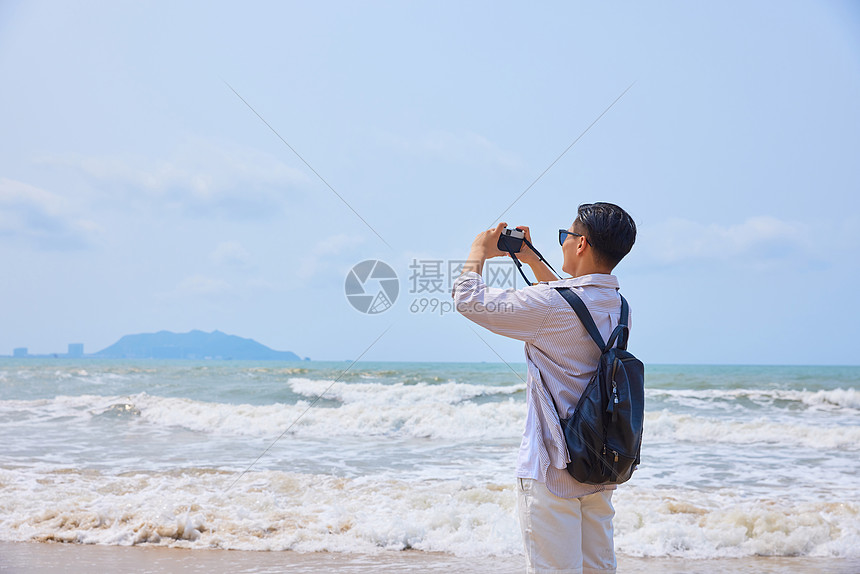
[13,347,28,358]
[68,343,84,358]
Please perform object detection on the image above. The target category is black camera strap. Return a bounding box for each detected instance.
[499,236,561,286]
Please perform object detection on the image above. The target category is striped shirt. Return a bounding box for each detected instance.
[453,271,629,498]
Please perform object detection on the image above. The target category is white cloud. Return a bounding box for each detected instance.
[41,138,310,219]
[155,271,286,303]
[383,130,523,172]
[210,241,252,267]
[637,216,811,266]
[297,233,363,280]
[0,177,99,250]
[168,275,234,299]
[178,275,233,295]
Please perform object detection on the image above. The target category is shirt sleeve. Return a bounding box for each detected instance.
[452,271,553,343]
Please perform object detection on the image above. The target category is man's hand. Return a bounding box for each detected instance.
[457,222,508,278]
[469,222,509,260]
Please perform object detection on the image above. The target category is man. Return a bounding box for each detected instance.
[452,202,637,574]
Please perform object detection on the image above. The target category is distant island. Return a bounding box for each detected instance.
[95,330,306,360]
[6,330,307,361]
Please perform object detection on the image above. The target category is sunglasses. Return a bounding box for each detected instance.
[558,229,587,247]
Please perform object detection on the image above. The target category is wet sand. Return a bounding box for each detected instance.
[1,542,859,574]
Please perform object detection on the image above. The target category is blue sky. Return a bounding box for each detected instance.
[1,1,859,364]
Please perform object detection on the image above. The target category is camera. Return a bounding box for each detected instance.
[497,227,525,253]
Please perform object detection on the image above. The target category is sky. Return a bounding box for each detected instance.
[1,1,859,365]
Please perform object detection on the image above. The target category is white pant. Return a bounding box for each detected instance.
[517,478,616,574]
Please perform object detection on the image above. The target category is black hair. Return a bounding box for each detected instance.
[575,202,637,268]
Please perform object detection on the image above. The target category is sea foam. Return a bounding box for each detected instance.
[0,392,528,441]
[5,390,859,449]
[645,410,860,450]
[647,387,860,410]
[287,377,526,405]
[614,487,860,559]
[1,467,857,559]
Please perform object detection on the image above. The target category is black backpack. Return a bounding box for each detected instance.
[554,287,644,485]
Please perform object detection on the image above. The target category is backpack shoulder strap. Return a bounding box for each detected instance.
[620,294,629,327]
[555,287,606,351]
[615,295,630,350]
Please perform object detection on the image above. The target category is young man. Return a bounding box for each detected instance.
[452,202,637,574]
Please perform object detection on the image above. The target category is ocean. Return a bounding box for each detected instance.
[0,360,858,561]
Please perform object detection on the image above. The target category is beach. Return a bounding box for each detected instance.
[3,542,860,573]
[1,361,858,570]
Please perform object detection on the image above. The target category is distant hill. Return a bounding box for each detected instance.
[94,330,304,360]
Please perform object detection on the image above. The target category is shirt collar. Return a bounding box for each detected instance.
[546,273,619,289]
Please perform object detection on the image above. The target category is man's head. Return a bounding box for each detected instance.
[561,202,636,276]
